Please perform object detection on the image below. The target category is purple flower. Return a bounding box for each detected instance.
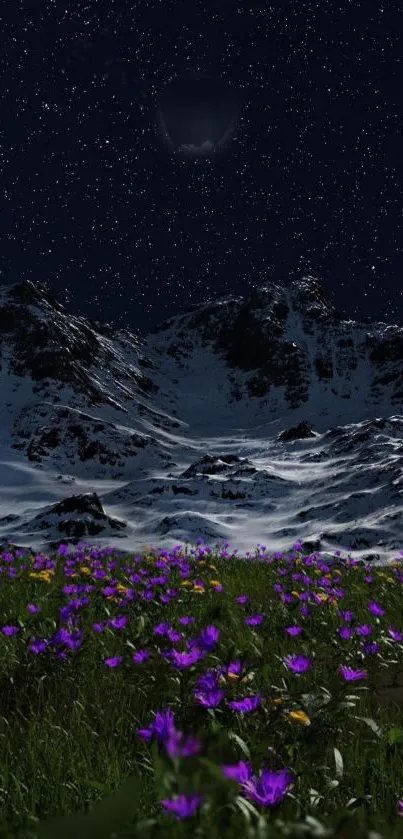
[227,695,262,713]
[27,603,41,614]
[104,655,124,668]
[221,763,294,808]
[194,688,225,707]
[153,622,171,636]
[338,626,354,640]
[132,649,150,663]
[338,610,354,622]
[2,625,20,636]
[241,766,295,807]
[164,730,202,758]
[108,615,129,630]
[195,669,224,692]
[356,624,373,637]
[362,641,379,655]
[245,614,264,626]
[160,793,204,820]
[197,625,221,651]
[102,586,118,597]
[283,654,312,673]
[137,708,177,743]
[221,760,252,784]
[164,648,204,668]
[339,665,368,681]
[29,637,48,654]
[389,627,403,642]
[285,625,303,636]
[368,600,385,618]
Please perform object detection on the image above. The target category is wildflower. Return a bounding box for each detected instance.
[160,793,204,820]
[104,656,124,668]
[389,627,403,642]
[221,763,295,808]
[338,626,353,644]
[137,708,177,743]
[29,637,48,654]
[245,613,264,626]
[241,767,295,807]
[132,649,151,663]
[288,709,311,726]
[283,654,312,674]
[227,695,262,713]
[194,688,225,708]
[1,625,20,636]
[285,625,303,636]
[339,665,368,681]
[107,615,129,630]
[368,600,385,618]
[27,603,41,614]
[164,648,204,668]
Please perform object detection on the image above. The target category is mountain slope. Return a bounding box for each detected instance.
[0,276,402,565]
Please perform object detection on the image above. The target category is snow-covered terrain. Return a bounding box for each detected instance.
[0,275,402,566]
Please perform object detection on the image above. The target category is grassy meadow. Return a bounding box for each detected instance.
[1,538,403,838]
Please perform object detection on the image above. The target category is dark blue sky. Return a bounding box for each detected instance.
[1,1,403,334]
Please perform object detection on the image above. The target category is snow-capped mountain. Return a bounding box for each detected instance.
[0,276,402,566]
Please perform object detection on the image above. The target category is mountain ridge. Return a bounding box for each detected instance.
[0,275,402,566]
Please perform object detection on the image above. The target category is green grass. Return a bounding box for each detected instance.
[1,538,403,838]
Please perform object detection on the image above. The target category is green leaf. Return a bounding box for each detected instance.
[351,715,382,738]
[137,615,145,636]
[227,731,252,760]
[235,795,260,822]
[333,747,344,779]
[387,726,403,746]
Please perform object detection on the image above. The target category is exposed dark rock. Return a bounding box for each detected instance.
[278,420,317,442]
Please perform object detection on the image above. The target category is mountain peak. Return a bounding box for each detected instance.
[0,274,402,565]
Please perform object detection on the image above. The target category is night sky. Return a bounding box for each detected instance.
[2,2,403,336]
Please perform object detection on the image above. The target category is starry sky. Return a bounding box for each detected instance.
[2,2,403,336]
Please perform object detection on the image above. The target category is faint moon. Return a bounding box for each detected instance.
[156,74,240,159]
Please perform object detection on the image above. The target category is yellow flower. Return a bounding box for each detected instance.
[288,709,311,726]
[78,566,91,575]
[291,591,300,599]
[208,564,217,572]
[28,570,54,584]
[224,672,249,684]
[209,579,222,587]
[268,697,283,706]
[376,572,396,585]
[180,580,192,587]
[192,585,205,594]
[116,583,129,594]
[317,593,329,603]
[227,672,240,682]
